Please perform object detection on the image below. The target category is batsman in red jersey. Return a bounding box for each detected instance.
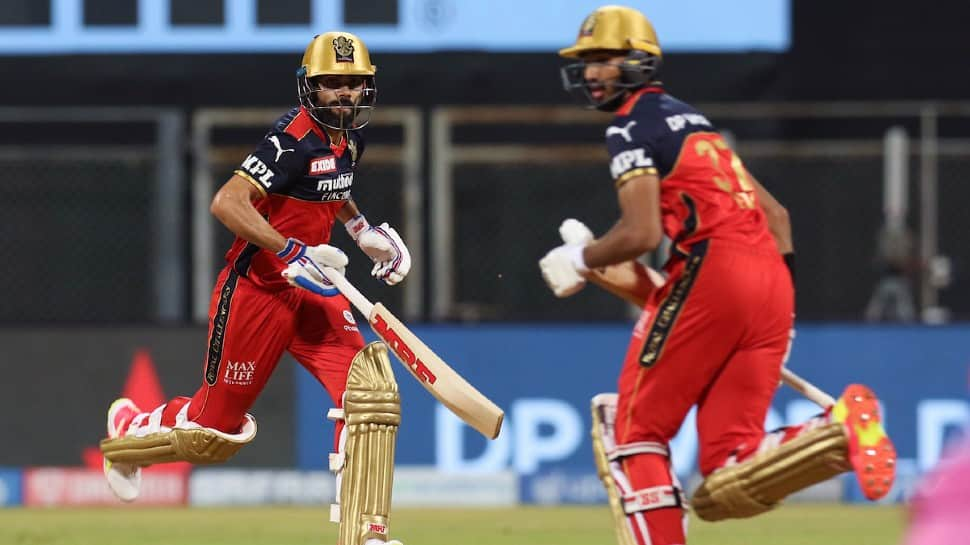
[99,32,408,545]
[540,6,897,545]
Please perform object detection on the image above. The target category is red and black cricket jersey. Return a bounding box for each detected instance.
[227,106,365,290]
[605,86,776,260]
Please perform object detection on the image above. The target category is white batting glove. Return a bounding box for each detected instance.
[345,215,412,285]
[559,218,594,246]
[539,242,589,298]
[278,239,348,297]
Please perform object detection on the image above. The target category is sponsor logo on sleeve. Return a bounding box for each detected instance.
[240,155,275,188]
[610,149,654,179]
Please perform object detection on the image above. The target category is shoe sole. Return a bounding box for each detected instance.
[103,397,141,502]
[832,384,897,500]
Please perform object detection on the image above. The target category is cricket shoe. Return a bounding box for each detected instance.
[103,397,143,502]
[831,384,897,500]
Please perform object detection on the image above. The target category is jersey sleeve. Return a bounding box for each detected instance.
[606,120,659,189]
[234,131,304,197]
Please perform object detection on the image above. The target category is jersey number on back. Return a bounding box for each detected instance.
[693,135,756,210]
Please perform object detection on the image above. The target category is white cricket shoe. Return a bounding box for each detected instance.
[103,397,143,502]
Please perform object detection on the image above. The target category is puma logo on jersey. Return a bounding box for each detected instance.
[268,135,294,162]
[610,149,654,179]
[606,120,637,142]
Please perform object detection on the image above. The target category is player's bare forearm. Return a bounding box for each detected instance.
[583,174,663,269]
[211,175,287,253]
[584,219,657,268]
[586,260,664,307]
[336,198,361,224]
[751,176,793,254]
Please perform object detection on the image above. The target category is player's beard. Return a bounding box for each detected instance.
[318,97,358,130]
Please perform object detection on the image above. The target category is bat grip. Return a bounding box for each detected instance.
[321,266,375,317]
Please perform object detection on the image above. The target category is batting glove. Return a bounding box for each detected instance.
[559,218,594,246]
[345,215,412,286]
[278,238,348,297]
[539,242,589,298]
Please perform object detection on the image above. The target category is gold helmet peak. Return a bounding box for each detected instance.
[559,5,661,59]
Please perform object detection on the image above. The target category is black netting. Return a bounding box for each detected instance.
[450,163,629,321]
[0,155,155,322]
[936,156,970,319]
[743,153,887,321]
[448,152,921,322]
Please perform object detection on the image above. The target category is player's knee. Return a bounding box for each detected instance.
[698,446,740,477]
[591,393,687,545]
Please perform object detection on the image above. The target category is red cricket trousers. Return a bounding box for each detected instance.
[179,267,364,435]
[614,240,794,544]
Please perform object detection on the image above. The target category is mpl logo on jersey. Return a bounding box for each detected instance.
[610,149,653,179]
[240,155,275,187]
[309,155,337,175]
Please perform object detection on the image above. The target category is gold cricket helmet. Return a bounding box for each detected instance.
[559,5,662,59]
[559,6,663,112]
[297,31,377,130]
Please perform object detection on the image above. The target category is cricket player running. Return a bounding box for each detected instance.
[100,32,408,545]
[540,6,897,544]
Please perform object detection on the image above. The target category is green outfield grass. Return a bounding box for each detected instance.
[0,504,905,545]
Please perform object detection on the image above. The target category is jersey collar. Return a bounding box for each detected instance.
[329,132,348,157]
[298,106,327,141]
[616,85,665,116]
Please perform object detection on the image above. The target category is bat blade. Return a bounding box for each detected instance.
[369,303,504,439]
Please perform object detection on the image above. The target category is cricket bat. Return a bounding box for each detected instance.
[322,267,504,439]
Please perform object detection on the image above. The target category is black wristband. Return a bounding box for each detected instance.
[782,252,795,282]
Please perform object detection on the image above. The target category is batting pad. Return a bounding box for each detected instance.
[332,342,401,545]
[100,415,256,466]
[592,394,638,545]
[691,421,851,521]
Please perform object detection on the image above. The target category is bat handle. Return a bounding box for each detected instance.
[321,266,375,317]
[781,367,836,408]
